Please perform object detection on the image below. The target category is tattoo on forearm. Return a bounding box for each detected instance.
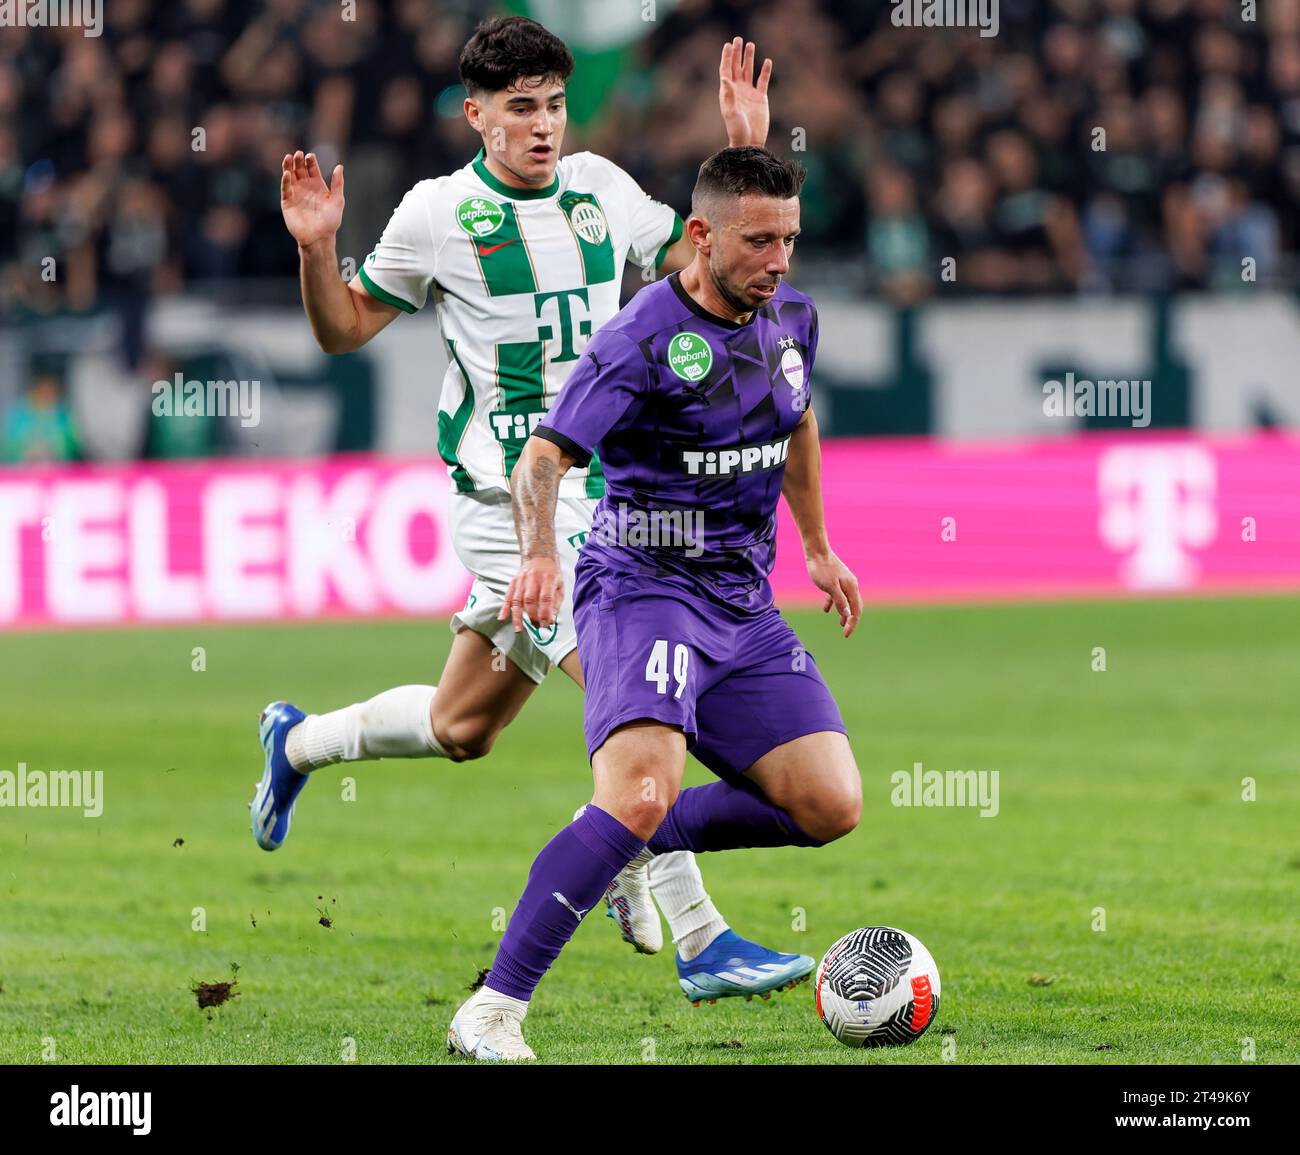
[514,452,560,560]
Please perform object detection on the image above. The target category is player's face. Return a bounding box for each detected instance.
[706,195,801,314]
[468,76,567,188]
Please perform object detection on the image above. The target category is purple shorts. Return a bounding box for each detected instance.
[573,563,847,779]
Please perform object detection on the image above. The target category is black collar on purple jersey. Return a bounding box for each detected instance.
[668,271,759,330]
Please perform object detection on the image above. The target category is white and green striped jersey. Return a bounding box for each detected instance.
[355,148,683,498]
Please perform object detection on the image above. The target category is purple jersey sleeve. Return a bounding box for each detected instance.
[534,327,649,466]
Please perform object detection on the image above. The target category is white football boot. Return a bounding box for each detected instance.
[447,986,535,1061]
[575,805,663,955]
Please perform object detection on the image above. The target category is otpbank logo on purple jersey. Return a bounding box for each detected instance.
[666,332,714,382]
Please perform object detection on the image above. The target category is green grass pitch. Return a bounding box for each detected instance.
[0,595,1295,1064]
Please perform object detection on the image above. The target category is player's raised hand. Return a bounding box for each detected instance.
[280,150,344,249]
[719,37,772,149]
[807,551,862,638]
[500,555,565,634]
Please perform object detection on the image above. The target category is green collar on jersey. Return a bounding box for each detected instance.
[471,147,560,200]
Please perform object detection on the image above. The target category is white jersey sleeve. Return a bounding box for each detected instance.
[356,179,441,313]
[594,157,683,270]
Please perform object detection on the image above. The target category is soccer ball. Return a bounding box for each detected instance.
[815,926,941,1047]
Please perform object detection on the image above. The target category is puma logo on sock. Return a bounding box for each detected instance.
[552,892,588,921]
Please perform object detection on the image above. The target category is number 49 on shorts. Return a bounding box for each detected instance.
[645,640,689,699]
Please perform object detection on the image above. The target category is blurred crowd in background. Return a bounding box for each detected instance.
[1,0,1297,463]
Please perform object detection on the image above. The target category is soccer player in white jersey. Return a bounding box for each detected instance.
[250,17,816,1014]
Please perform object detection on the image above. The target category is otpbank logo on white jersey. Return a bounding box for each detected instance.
[681,436,791,476]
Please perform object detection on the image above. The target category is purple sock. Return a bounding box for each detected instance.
[487,804,644,1002]
[647,779,825,854]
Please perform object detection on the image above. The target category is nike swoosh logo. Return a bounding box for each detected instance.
[478,240,516,256]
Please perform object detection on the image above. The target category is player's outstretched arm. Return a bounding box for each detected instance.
[781,406,862,638]
[655,39,773,275]
[501,436,577,633]
[719,37,772,149]
[282,150,399,354]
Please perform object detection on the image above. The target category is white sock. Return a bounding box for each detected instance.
[475,984,530,1017]
[647,851,728,961]
[284,684,445,771]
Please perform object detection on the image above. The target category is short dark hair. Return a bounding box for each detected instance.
[458,16,574,97]
[692,147,806,215]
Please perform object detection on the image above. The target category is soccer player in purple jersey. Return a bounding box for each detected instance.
[448,147,863,1060]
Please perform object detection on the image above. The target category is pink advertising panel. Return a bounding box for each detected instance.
[0,458,470,628]
[773,434,1300,602]
[0,435,1296,629]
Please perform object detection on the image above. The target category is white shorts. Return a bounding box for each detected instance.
[448,490,596,684]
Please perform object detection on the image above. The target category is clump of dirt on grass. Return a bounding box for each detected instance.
[467,967,490,992]
[192,963,240,1020]
[317,896,337,929]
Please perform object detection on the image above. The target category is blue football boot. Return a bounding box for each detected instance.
[250,701,308,851]
[677,929,816,1005]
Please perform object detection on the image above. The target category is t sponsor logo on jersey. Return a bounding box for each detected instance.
[667,332,713,382]
[778,336,805,388]
[456,196,505,238]
[568,200,608,245]
[680,436,790,476]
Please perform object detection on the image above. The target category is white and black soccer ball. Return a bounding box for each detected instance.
[815,927,941,1047]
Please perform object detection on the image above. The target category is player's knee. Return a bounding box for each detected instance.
[432,715,498,762]
[790,785,861,844]
[830,792,863,840]
[611,795,669,841]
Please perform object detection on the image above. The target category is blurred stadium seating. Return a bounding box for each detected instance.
[4,0,1299,448]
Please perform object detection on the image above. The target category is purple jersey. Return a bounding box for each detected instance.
[535,272,817,612]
